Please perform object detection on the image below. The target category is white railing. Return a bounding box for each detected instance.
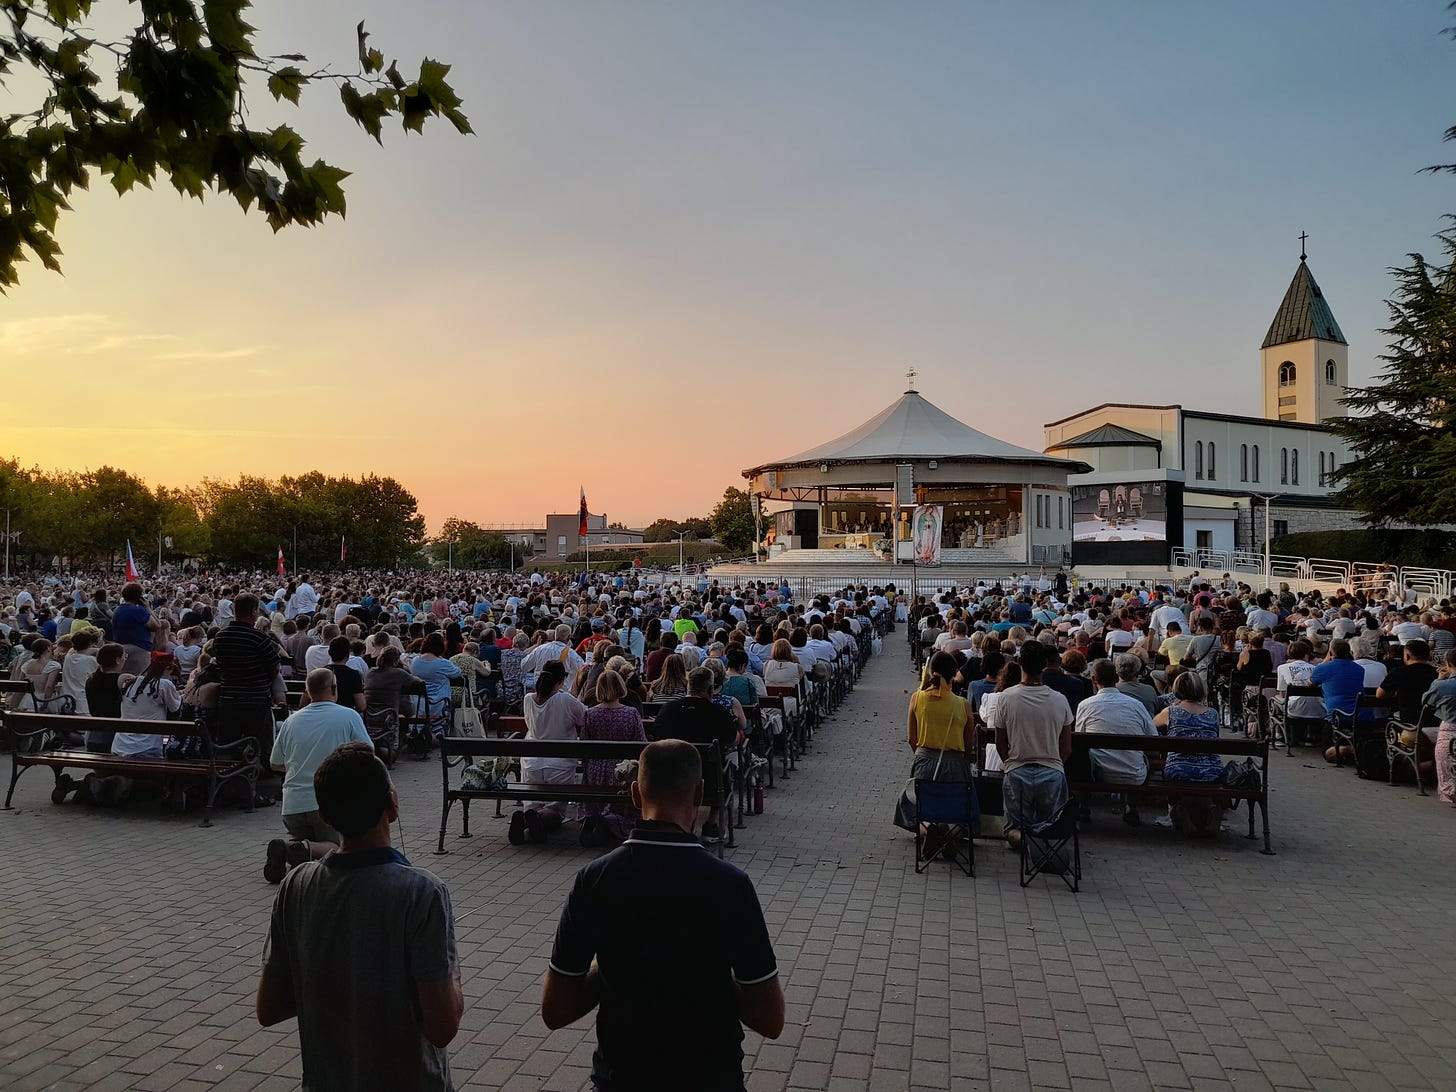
[1170,548,1452,598]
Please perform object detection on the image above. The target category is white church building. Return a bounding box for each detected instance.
[1043,251,1362,566]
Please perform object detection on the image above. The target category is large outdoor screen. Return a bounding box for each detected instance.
[1072,481,1167,542]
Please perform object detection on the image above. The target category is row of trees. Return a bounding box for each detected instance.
[0,460,426,571]
[636,488,758,555]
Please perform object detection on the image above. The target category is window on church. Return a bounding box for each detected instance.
[1319,451,1326,486]
[1240,444,1248,482]
[1194,440,1203,479]
[1279,361,1296,386]
[1252,445,1260,482]
[1207,442,1215,480]
[1325,360,1337,384]
[1273,519,1289,538]
[1280,447,1288,485]
[1291,449,1299,485]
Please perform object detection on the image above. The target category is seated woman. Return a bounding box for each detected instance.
[409,632,462,738]
[894,652,974,845]
[1155,670,1224,832]
[16,638,62,711]
[762,637,805,719]
[113,653,183,757]
[648,653,689,701]
[513,661,587,846]
[579,668,646,847]
[1233,631,1274,731]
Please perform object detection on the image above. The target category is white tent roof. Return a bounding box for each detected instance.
[746,390,1082,473]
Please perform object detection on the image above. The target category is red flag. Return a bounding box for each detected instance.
[277,546,285,576]
[124,540,139,581]
[578,487,589,537]
[340,536,347,563]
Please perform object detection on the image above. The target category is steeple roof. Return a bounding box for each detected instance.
[1262,260,1347,349]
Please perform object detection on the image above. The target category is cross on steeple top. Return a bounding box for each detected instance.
[905,367,917,392]
[1299,231,1308,262]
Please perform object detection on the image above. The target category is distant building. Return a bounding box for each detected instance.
[487,514,645,562]
[1045,250,1362,565]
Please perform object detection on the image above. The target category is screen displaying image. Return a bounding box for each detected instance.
[1072,481,1166,542]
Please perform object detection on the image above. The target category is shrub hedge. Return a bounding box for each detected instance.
[1271,529,1456,571]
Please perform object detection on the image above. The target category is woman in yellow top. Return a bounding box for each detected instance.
[893,651,975,833]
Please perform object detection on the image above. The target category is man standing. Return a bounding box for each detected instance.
[257,743,462,1089]
[995,641,1073,849]
[265,668,374,882]
[211,593,283,764]
[541,740,783,1091]
[1073,659,1158,825]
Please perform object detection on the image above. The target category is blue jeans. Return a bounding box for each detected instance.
[1002,764,1068,835]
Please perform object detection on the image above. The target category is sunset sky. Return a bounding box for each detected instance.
[4,1,1453,532]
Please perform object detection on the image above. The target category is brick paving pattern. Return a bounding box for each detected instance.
[4,646,1456,1090]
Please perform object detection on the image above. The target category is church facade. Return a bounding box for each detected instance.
[1043,254,1362,566]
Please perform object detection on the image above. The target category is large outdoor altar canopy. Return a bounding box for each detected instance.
[742,389,1090,557]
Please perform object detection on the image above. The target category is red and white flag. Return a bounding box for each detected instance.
[340,536,347,563]
[578,487,589,537]
[124,540,140,581]
[277,546,286,576]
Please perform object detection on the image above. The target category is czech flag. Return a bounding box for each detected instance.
[578,487,589,537]
[277,546,286,576]
[124,540,140,581]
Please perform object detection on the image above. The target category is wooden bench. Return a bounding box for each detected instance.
[2,711,259,826]
[435,737,727,856]
[1066,732,1273,855]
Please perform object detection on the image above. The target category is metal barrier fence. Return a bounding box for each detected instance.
[1169,548,1453,599]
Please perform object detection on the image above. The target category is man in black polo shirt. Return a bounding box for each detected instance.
[650,667,741,840]
[211,593,284,763]
[542,739,783,1092]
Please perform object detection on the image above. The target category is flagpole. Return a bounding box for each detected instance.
[4,509,10,582]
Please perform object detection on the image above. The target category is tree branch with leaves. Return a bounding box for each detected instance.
[0,0,471,288]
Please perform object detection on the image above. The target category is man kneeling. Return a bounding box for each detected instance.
[264,667,373,883]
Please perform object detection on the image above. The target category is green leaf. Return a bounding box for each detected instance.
[202,0,256,58]
[266,65,307,105]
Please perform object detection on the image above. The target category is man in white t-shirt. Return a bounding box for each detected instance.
[289,579,319,618]
[1149,596,1184,641]
[994,642,1073,849]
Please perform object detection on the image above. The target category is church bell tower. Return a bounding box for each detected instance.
[1260,236,1348,424]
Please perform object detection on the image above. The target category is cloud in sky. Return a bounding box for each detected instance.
[0,313,109,353]
[154,346,265,361]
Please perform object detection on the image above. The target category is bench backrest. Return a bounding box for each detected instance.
[441,737,724,803]
[0,678,34,695]
[6,712,185,738]
[1070,732,1269,759]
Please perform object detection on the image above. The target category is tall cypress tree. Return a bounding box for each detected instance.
[1327,225,1456,526]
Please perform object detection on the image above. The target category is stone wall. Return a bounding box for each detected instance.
[1236,504,1366,550]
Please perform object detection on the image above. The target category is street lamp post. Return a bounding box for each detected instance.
[1252,492,1279,592]
[3,509,11,583]
[676,530,687,584]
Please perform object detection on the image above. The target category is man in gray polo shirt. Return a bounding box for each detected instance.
[257,743,463,1090]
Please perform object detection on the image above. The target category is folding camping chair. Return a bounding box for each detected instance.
[913,780,976,877]
[1019,798,1081,892]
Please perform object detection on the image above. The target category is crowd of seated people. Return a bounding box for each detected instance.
[889,572,1456,847]
[1,566,895,870]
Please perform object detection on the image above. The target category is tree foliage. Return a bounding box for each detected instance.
[0,0,470,288]
[642,516,711,543]
[709,486,755,554]
[1327,226,1456,527]
[432,518,530,571]
[0,460,425,570]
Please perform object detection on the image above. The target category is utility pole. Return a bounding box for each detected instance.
[1252,493,1279,592]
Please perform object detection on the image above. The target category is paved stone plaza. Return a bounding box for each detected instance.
[4,647,1456,1092]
